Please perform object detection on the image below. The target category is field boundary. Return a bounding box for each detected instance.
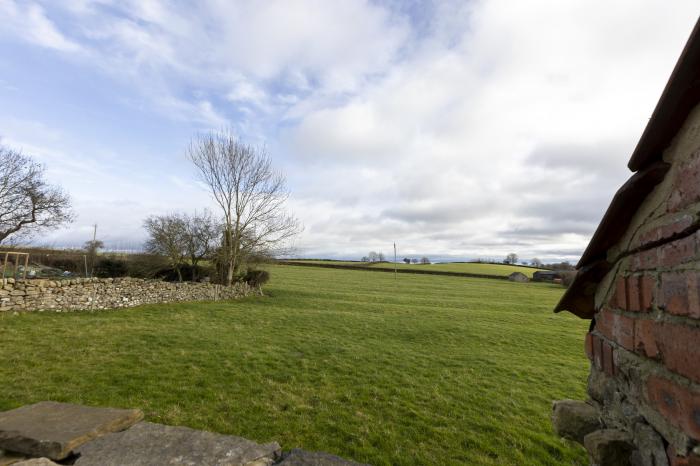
[276,261,510,280]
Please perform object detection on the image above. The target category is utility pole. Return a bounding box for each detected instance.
[394,242,397,280]
[90,224,97,278]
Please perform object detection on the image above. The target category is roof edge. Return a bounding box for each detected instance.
[628,16,700,171]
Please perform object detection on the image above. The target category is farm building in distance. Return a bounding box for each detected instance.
[532,270,562,282]
[508,271,529,282]
[553,18,700,465]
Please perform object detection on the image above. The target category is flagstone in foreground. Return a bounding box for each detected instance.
[74,421,282,466]
[0,449,30,466]
[277,449,369,466]
[0,402,143,460]
[13,459,60,466]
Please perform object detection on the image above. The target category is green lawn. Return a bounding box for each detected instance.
[0,265,588,465]
[286,259,545,277]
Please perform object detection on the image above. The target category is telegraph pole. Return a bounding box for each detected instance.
[90,224,97,277]
[394,242,397,280]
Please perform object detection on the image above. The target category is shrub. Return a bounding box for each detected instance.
[560,271,577,288]
[243,269,269,288]
[125,254,170,279]
[94,257,128,278]
[153,263,213,282]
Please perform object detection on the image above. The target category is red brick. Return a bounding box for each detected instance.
[634,319,660,359]
[633,249,659,271]
[593,334,604,371]
[667,445,689,466]
[667,447,700,466]
[602,341,615,376]
[647,375,700,440]
[640,275,655,311]
[585,332,594,361]
[659,235,697,268]
[660,271,700,318]
[611,277,628,309]
[628,275,655,312]
[636,215,694,249]
[668,151,700,212]
[628,276,642,311]
[653,322,700,384]
[596,308,635,350]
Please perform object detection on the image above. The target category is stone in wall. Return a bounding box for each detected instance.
[0,277,255,313]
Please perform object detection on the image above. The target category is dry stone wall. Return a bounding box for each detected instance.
[0,277,254,312]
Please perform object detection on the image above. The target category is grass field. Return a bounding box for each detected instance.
[286,259,546,277]
[0,265,588,465]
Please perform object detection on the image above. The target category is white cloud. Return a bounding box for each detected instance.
[0,1,82,52]
[283,0,699,260]
[0,0,698,261]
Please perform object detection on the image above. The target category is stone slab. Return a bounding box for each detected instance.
[74,422,281,466]
[13,459,60,466]
[276,449,369,466]
[0,449,29,466]
[551,399,601,444]
[0,402,143,460]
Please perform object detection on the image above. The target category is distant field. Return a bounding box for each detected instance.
[0,265,587,465]
[285,259,546,278]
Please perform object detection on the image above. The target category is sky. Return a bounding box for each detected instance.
[0,1,697,262]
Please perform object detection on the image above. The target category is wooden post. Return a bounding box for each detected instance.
[23,253,28,280]
[2,252,7,280]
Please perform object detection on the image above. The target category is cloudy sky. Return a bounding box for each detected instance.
[0,1,697,262]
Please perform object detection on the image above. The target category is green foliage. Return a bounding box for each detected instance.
[560,271,577,288]
[243,269,270,287]
[0,266,588,465]
[124,254,170,279]
[154,263,213,282]
[93,257,128,278]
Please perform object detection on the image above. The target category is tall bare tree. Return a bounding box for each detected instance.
[143,214,188,282]
[182,210,220,281]
[0,146,73,244]
[188,131,300,286]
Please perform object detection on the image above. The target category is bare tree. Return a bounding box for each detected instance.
[0,146,73,244]
[378,252,385,262]
[420,257,430,264]
[143,214,188,282]
[403,257,411,264]
[531,258,543,268]
[505,253,519,265]
[182,210,220,281]
[188,131,301,286]
[368,251,378,262]
[411,258,418,264]
[84,239,104,277]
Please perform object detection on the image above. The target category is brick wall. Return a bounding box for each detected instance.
[0,277,255,313]
[583,137,700,463]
